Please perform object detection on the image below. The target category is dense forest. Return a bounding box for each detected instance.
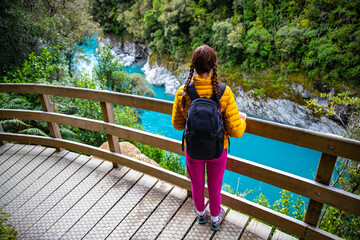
[0,0,359,238]
[90,0,360,89]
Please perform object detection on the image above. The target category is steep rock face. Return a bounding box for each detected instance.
[142,56,345,134]
[100,36,149,66]
[142,60,188,95]
[235,89,344,133]
[93,141,159,166]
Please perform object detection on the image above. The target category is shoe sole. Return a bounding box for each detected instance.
[197,218,206,224]
[210,224,220,231]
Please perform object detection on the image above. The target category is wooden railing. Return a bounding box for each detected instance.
[1,83,359,240]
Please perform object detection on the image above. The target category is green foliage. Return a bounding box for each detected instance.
[255,190,305,221]
[272,189,293,216]
[94,46,155,96]
[159,153,186,176]
[0,0,102,78]
[94,46,131,93]
[306,92,360,139]
[91,0,360,87]
[4,48,58,84]
[319,205,360,239]
[0,206,17,240]
[253,193,271,208]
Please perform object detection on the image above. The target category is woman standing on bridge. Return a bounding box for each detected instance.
[172,45,247,231]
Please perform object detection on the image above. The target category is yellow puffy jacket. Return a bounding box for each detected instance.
[171,75,246,149]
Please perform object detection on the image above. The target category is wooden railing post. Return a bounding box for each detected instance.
[304,153,337,227]
[100,102,120,168]
[39,94,63,151]
[0,123,7,145]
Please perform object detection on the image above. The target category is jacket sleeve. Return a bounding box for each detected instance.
[223,87,246,138]
[171,87,186,130]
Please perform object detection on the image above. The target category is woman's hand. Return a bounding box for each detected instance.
[239,112,247,121]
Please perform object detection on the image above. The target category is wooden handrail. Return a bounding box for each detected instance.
[0,133,342,240]
[1,83,359,161]
[1,83,359,239]
[1,109,359,217]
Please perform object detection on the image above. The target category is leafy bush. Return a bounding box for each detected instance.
[0,206,17,240]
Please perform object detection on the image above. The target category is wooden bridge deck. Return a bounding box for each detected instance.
[0,143,297,240]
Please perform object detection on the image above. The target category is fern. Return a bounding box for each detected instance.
[0,119,30,131]
[0,93,32,110]
[58,125,81,142]
[34,120,49,130]
[18,128,49,137]
[8,97,31,109]
[60,126,77,137]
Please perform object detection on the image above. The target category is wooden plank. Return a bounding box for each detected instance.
[1,133,359,218]
[0,146,44,191]
[82,171,163,240]
[0,144,24,167]
[101,102,120,168]
[241,219,272,240]
[42,165,129,239]
[131,186,187,239]
[304,153,337,226]
[183,199,212,240]
[221,192,341,240]
[20,157,106,239]
[105,178,170,240]
[0,143,14,155]
[1,84,360,161]
[0,147,54,197]
[213,210,249,240]
[272,229,298,240]
[0,132,190,193]
[1,150,73,213]
[157,197,197,240]
[38,94,63,151]
[0,137,349,240]
[60,167,135,239]
[0,145,35,178]
[11,154,89,229]
[0,147,59,203]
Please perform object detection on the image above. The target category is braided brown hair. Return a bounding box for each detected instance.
[181,45,223,112]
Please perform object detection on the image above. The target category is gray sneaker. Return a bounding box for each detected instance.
[210,208,226,231]
[195,209,207,224]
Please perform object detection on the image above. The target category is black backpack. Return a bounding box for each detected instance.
[182,82,226,160]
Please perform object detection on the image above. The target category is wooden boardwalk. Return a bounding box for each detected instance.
[0,144,297,240]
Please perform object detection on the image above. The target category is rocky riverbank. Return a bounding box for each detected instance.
[142,56,345,134]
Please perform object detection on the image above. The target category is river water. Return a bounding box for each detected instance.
[77,37,321,205]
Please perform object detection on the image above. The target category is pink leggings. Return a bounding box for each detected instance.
[186,149,227,217]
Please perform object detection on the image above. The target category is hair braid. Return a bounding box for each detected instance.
[181,65,195,110]
[212,64,223,113]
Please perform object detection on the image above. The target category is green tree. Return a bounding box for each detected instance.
[158,0,196,58]
[242,17,273,69]
[0,0,101,78]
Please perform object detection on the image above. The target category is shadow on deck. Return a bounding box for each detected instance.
[0,144,295,240]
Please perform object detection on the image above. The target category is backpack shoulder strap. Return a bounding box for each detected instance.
[187,82,200,100]
[219,82,226,97]
[211,82,226,100]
